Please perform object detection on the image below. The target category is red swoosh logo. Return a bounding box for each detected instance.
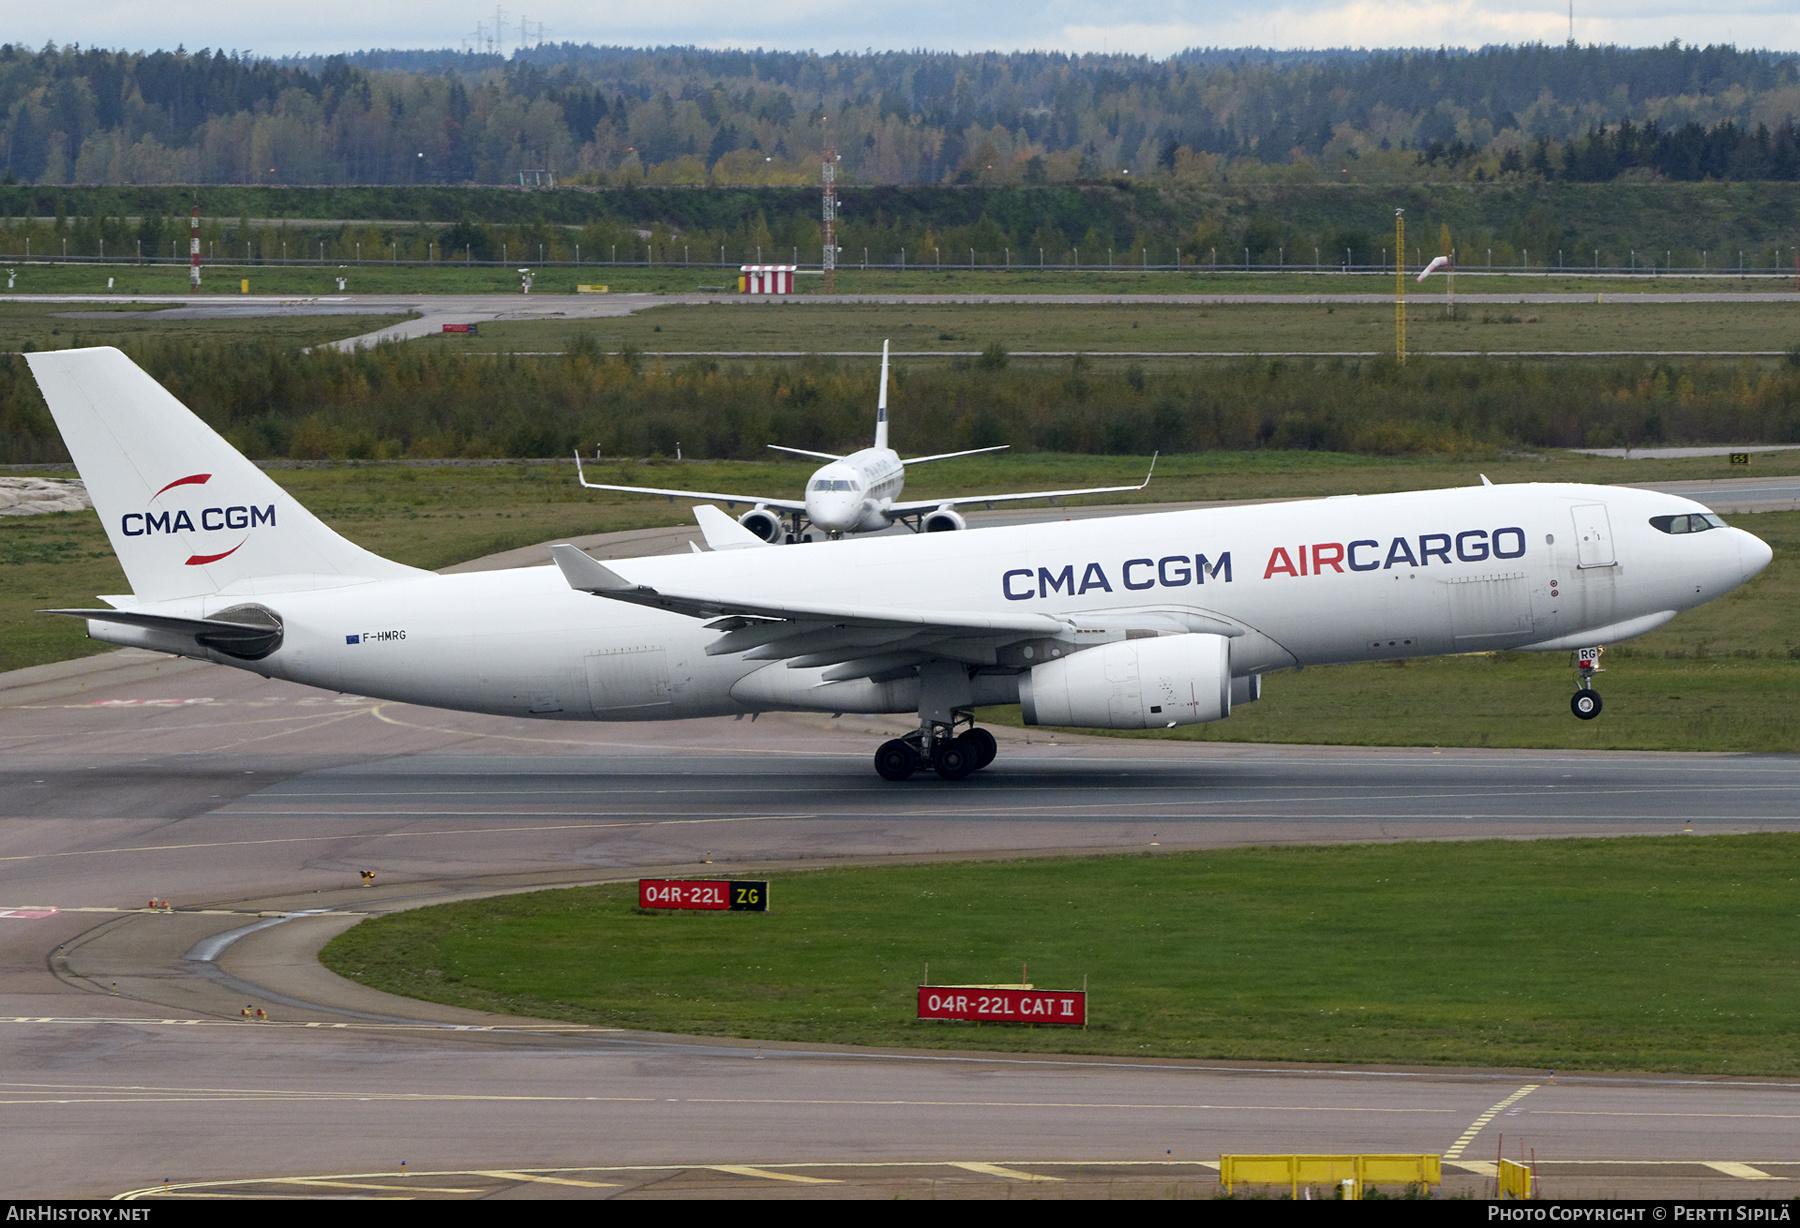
[184,541,243,566]
[152,473,211,500]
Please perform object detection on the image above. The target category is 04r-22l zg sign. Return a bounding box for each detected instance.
[638,879,769,912]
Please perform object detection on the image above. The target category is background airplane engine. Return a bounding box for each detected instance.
[1019,633,1232,729]
[737,507,785,543]
[921,507,967,533]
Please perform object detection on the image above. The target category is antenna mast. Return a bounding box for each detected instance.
[1394,208,1406,365]
[821,134,837,294]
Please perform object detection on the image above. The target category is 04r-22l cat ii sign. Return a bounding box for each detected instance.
[26,348,1772,781]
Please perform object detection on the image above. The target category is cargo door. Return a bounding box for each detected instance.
[1572,504,1616,568]
[586,646,672,715]
[1448,572,1532,647]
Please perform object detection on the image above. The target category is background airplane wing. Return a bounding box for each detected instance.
[879,454,1158,520]
[575,454,805,512]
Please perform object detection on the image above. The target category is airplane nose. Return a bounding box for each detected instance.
[1739,528,1774,581]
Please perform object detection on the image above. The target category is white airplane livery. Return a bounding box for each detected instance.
[572,341,1154,541]
[26,347,1773,780]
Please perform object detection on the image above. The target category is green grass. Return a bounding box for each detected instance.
[446,298,1800,360]
[3,259,1791,301]
[320,835,1800,1073]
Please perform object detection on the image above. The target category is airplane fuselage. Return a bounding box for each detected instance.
[99,482,1769,723]
[804,448,907,533]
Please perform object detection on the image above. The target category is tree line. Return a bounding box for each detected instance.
[3,41,1797,188]
[4,339,1798,467]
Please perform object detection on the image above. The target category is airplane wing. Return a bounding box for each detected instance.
[549,544,1246,683]
[574,454,805,512]
[550,544,1068,679]
[880,454,1158,520]
[766,445,845,462]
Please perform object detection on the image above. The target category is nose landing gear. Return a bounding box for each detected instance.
[1570,645,1604,720]
[873,714,998,781]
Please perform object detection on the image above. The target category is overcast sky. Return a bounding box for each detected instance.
[17,0,1798,58]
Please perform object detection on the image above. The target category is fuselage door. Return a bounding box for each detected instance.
[1572,504,1616,568]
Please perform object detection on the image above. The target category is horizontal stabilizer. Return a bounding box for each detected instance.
[766,444,844,462]
[44,606,284,659]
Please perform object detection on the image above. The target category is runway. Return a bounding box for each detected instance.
[1,630,1798,1199]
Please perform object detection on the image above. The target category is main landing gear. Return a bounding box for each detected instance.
[1570,645,1604,721]
[874,713,998,781]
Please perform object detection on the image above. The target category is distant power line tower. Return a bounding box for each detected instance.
[821,143,838,293]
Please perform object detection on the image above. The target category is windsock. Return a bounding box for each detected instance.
[1417,254,1451,281]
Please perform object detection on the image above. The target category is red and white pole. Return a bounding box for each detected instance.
[189,205,201,293]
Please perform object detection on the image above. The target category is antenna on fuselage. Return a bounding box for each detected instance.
[874,339,890,452]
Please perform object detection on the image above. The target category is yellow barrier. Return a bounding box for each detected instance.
[1220,1154,1443,1199]
[576,284,610,293]
[1498,1158,1535,1199]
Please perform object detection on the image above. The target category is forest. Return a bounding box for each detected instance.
[3,41,1798,189]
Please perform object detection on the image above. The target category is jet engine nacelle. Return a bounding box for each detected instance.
[737,507,785,543]
[1019,632,1232,729]
[921,506,967,533]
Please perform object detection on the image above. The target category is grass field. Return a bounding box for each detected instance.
[319,835,1800,1073]
[449,299,1800,358]
[4,258,1794,300]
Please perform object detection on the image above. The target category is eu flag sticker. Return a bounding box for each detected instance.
[346,634,361,644]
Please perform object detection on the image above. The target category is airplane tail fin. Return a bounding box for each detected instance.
[873,339,890,452]
[25,347,419,604]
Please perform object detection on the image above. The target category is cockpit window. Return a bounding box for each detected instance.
[1650,513,1727,535]
[811,479,832,491]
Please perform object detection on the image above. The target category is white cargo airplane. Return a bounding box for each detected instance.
[26,348,1773,781]
[572,341,1155,541]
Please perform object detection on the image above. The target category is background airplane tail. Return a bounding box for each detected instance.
[25,347,419,604]
[873,339,889,451]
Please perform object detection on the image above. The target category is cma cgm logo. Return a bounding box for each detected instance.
[118,474,276,566]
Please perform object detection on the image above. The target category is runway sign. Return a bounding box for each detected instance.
[441,323,479,334]
[918,987,1086,1026]
[1731,452,1751,465]
[639,879,768,912]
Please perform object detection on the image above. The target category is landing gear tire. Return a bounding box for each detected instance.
[933,736,978,781]
[1571,690,1603,720]
[963,727,998,770]
[874,739,919,781]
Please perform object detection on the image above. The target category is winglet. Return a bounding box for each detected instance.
[1142,451,1158,488]
[693,504,769,550]
[550,544,635,593]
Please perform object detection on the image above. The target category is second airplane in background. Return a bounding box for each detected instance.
[575,341,1154,542]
